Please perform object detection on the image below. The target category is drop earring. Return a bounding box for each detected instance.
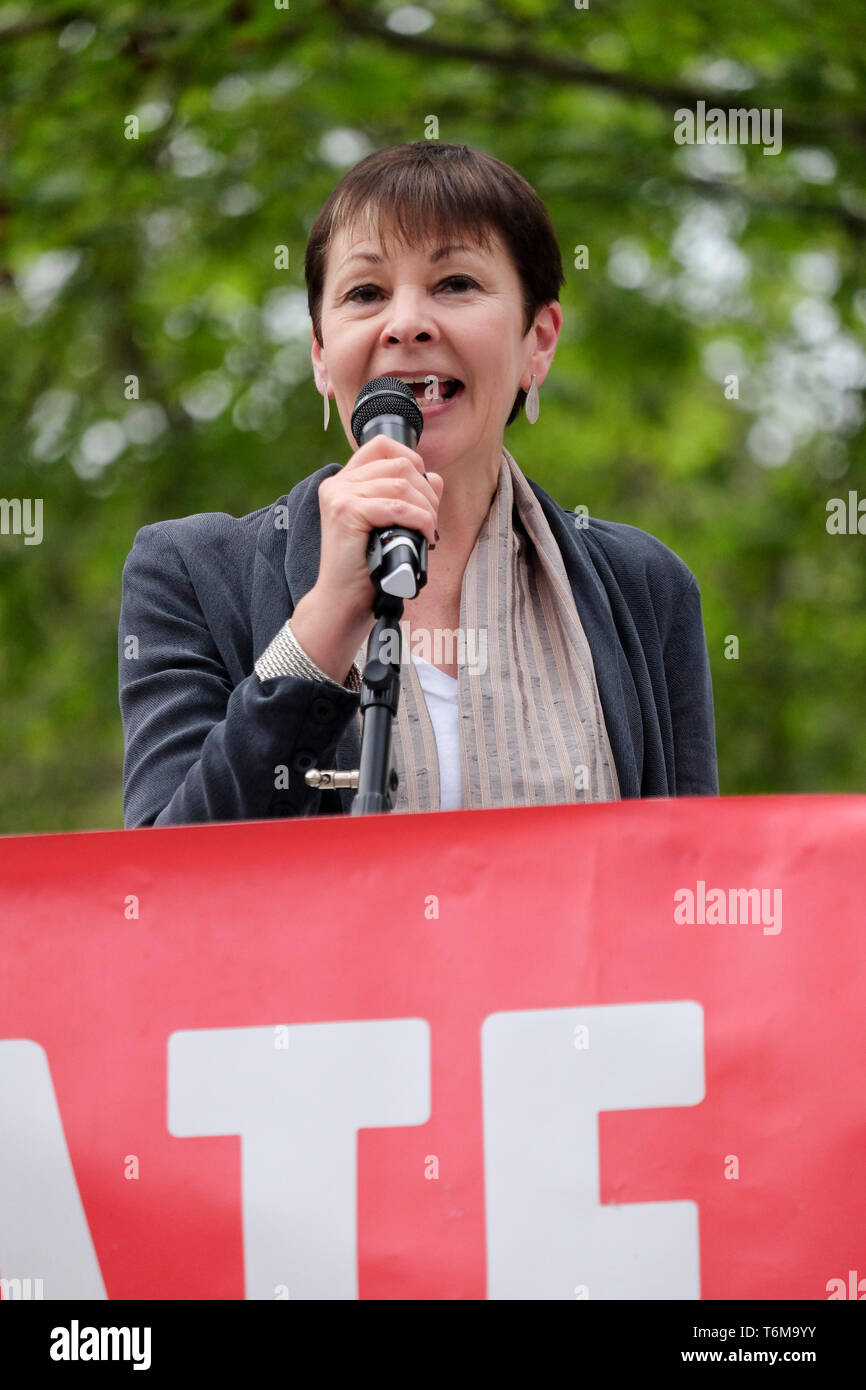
[322,385,330,431]
[525,373,539,424]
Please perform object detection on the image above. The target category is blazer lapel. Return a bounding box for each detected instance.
[528,479,641,798]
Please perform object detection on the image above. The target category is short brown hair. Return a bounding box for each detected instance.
[305,141,565,426]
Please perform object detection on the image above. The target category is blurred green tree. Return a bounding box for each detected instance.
[0,0,864,831]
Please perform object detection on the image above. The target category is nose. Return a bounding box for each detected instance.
[379,286,439,346]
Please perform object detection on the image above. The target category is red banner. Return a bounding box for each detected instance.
[1,793,864,1300]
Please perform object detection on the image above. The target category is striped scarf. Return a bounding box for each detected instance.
[352,447,621,813]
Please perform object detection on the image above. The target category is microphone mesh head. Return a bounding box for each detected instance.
[351,376,424,446]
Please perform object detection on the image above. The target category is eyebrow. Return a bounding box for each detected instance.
[336,242,483,272]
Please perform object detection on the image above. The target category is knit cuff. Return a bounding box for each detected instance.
[255,618,363,694]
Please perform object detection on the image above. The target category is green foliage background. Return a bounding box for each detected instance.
[1,0,864,833]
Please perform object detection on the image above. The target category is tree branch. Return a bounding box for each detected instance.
[672,174,866,239]
[0,10,95,43]
[324,0,865,147]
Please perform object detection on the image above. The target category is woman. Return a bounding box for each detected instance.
[119,141,718,827]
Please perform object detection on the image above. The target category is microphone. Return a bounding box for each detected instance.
[351,376,428,600]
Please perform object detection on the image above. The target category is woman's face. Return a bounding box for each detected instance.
[311,218,561,476]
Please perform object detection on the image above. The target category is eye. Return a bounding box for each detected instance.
[345,284,382,304]
[345,275,479,303]
[439,275,478,292]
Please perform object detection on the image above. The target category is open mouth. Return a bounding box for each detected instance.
[403,377,464,405]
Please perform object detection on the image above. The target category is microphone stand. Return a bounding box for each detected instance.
[305,528,428,816]
[351,588,405,815]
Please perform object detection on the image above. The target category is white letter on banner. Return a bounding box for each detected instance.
[0,1041,107,1298]
[482,1002,704,1299]
[168,1020,430,1300]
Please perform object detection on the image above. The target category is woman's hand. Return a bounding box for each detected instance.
[317,435,443,618]
[288,436,444,687]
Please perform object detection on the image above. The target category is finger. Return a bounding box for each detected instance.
[349,436,426,474]
[353,480,438,534]
[425,471,445,497]
[354,478,438,515]
[340,458,440,506]
[353,496,438,543]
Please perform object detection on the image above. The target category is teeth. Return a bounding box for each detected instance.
[392,376,457,385]
[386,374,463,405]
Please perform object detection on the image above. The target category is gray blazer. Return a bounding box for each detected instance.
[118,463,719,827]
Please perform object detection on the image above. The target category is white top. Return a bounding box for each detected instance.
[413,656,462,811]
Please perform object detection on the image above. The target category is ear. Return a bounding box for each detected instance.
[522,301,562,392]
[311,325,328,394]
